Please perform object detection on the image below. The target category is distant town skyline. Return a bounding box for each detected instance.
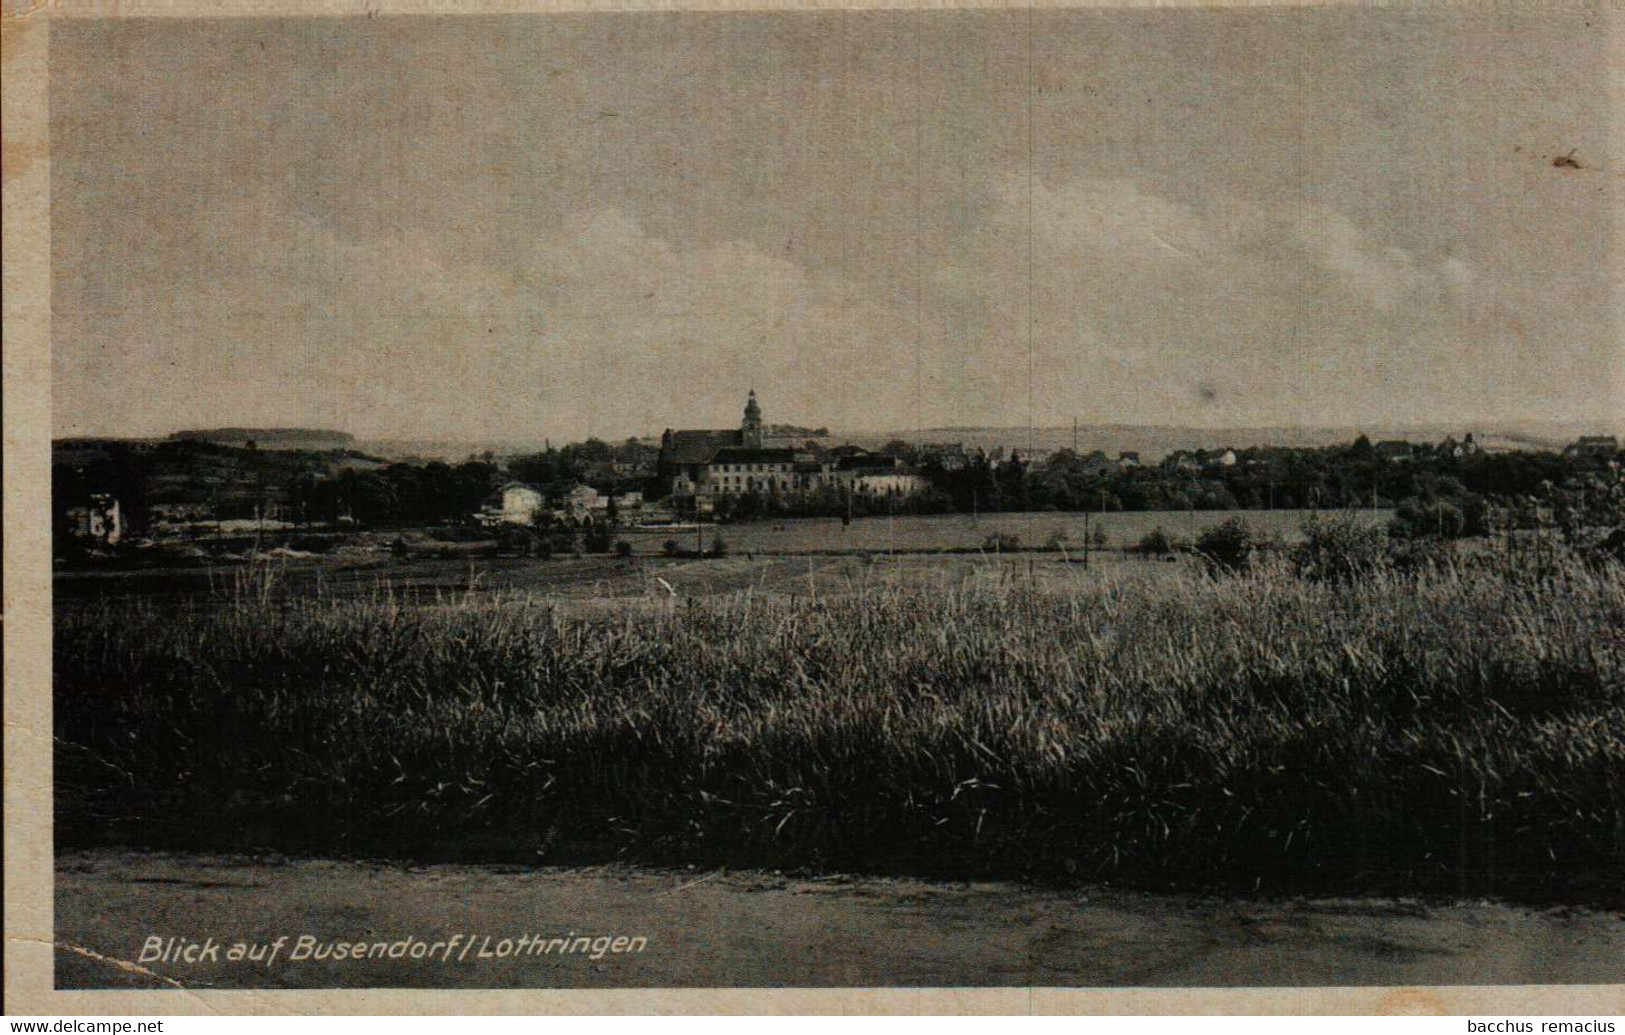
[51,9,1621,442]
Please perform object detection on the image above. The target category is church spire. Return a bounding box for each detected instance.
[742,389,763,447]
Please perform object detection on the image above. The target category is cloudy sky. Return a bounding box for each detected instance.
[51,9,1621,441]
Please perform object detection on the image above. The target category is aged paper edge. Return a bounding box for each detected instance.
[4,0,1624,1016]
[8,0,1625,18]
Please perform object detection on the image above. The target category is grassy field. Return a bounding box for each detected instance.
[625,507,1391,555]
[54,543,1624,902]
[51,550,1154,612]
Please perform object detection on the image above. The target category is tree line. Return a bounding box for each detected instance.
[52,434,1620,540]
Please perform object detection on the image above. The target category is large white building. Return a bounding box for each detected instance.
[850,469,931,499]
[659,392,931,508]
[704,447,835,500]
[482,483,547,526]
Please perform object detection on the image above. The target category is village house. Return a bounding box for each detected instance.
[828,453,927,498]
[1565,435,1620,459]
[850,466,931,499]
[1161,451,1200,474]
[149,501,212,527]
[479,482,645,527]
[65,493,124,544]
[480,482,547,526]
[1436,433,1484,459]
[1374,440,1414,462]
[1077,451,1114,475]
[564,484,603,522]
[1117,451,1141,468]
[918,443,969,471]
[558,484,639,524]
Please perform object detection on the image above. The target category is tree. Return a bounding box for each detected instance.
[583,522,613,554]
[509,452,563,487]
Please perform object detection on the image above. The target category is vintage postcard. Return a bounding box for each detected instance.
[3,0,1622,1016]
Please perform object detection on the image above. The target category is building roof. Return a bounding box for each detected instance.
[837,455,901,471]
[662,429,743,465]
[856,466,924,478]
[710,447,796,465]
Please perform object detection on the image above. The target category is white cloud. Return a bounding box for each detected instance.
[57,194,929,440]
[932,173,1491,426]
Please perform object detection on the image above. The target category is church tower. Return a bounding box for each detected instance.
[741,389,764,448]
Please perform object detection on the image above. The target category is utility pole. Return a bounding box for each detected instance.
[1083,507,1091,570]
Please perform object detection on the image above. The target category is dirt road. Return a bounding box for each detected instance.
[54,852,1621,990]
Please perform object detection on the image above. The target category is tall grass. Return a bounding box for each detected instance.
[55,555,1625,900]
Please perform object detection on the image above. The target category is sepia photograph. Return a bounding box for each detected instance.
[9,0,1624,1009]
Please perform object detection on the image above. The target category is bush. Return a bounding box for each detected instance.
[1137,526,1176,556]
[662,539,682,558]
[1194,518,1260,574]
[614,539,634,559]
[1597,528,1625,565]
[707,535,729,558]
[1393,498,1466,540]
[583,525,614,554]
[983,532,1021,552]
[1090,525,1109,550]
[1293,512,1390,581]
[1385,535,1458,575]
